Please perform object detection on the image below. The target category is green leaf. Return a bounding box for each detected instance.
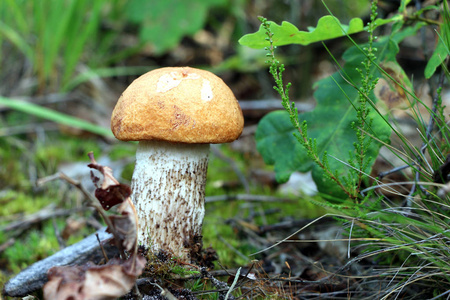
[126,0,225,54]
[425,1,450,78]
[239,16,364,49]
[0,97,113,137]
[425,39,448,79]
[399,0,412,13]
[256,32,414,200]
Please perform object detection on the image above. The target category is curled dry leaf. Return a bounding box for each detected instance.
[87,152,139,252]
[88,152,131,211]
[41,153,144,300]
[94,183,131,211]
[43,256,146,300]
[109,199,138,253]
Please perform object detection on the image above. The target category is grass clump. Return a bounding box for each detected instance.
[239,0,450,297]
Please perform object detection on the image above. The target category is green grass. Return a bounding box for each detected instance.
[0,97,114,138]
[0,0,115,91]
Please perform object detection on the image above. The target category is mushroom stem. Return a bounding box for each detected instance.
[131,140,210,260]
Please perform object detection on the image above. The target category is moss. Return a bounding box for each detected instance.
[0,190,52,217]
[34,134,103,165]
[4,225,59,273]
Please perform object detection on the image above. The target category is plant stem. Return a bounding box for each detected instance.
[259,16,355,199]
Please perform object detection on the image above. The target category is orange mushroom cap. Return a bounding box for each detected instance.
[111,67,244,144]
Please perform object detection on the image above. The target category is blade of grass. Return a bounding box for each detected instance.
[4,0,29,35]
[43,0,79,85]
[62,0,105,86]
[0,20,34,62]
[34,1,47,86]
[0,96,113,137]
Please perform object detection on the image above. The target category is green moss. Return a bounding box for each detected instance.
[34,134,103,165]
[0,190,52,217]
[0,139,29,189]
[4,224,59,273]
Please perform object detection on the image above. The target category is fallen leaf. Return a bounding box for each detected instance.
[43,257,146,300]
[94,183,131,211]
[108,199,138,252]
[88,152,120,188]
[87,152,139,252]
[88,152,131,210]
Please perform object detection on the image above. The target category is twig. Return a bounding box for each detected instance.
[205,194,293,203]
[0,238,15,254]
[225,267,241,300]
[39,172,127,259]
[130,284,142,300]
[3,227,116,297]
[60,172,126,258]
[249,214,333,256]
[1,204,85,234]
[238,99,314,112]
[96,233,109,263]
[201,267,235,300]
[0,122,59,137]
[245,208,280,223]
[218,235,249,261]
[147,283,177,300]
[258,217,333,234]
[378,164,413,180]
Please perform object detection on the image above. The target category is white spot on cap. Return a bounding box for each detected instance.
[201,80,213,101]
[157,71,200,93]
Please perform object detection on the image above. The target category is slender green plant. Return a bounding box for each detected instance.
[0,0,139,92]
[242,0,450,297]
[243,0,450,299]
[259,16,354,200]
[256,0,388,203]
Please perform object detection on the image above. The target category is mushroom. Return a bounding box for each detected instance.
[111,67,244,261]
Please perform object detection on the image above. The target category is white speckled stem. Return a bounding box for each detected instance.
[131,140,209,260]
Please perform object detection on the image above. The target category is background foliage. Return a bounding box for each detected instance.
[2,0,450,298]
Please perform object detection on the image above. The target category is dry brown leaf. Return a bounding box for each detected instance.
[87,152,139,252]
[94,183,131,211]
[88,153,120,188]
[88,152,131,211]
[109,198,139,252]
[43,257,146,300]
[42,153,145,300]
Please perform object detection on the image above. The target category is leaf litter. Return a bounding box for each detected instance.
[42,152,146,300]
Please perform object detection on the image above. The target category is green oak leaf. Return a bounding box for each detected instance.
[238,15,364,49]
[256,32,414,200]
[238,15,406,49]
